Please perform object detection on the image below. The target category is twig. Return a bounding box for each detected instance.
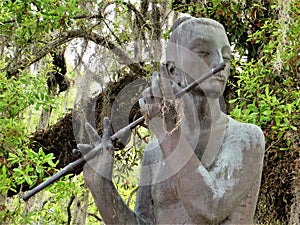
[127,187,139,206]
[87,212,102,222]
[67,195,75,225]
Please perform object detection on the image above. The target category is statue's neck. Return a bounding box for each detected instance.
[192,96,228,163]
[194,96,223,129]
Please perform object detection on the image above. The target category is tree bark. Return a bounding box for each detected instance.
[72,191,89,225]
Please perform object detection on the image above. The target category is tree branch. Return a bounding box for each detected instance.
[67,195,75,225]
[122,1,152,30]
[4,29,146,77]
[87,212,102,222]
[1,13,104,24]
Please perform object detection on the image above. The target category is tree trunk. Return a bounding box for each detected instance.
[38,107,52,129]
[72,191,89,225]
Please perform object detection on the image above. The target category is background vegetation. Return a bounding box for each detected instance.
[0,0,299,224]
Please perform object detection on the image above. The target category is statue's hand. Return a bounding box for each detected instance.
[140,64,188,138]
[77,118,114,187]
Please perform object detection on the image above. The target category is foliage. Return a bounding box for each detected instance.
[0,62,57,184]
[0,60,60,223]
[0,61,53,157]
[228,1,300,223]
[0,0,82,53]
[1,175,85,225]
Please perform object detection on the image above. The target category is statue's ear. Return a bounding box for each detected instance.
[166,60,175,75]
[165,60,185,86]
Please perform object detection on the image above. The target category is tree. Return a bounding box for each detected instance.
[0,0,298,224]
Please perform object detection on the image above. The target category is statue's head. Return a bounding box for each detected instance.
[166,17,231,98]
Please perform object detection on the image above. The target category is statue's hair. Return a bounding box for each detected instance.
[169,17,225,45]
[170,16,192,31]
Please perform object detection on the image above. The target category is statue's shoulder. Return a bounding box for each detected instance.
[226,116,265,151]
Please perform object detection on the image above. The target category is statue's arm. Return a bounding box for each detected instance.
[86,176,147,224]
[86,143,157,224]
[80,120,147,224]
[134,143,158,224]
[161,124,265,223]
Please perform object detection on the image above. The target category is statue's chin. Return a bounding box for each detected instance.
[206,91,223,99]
[196,88,224,99]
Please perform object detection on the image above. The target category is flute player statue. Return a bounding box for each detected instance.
[77,16,265,224]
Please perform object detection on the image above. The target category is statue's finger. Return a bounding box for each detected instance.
[77,144,93,156]
[172,82,184,96]
[142,87,154,104]
[151,71,162,103]
[139,98,146,112]
[160,65,175,100]
[103,117,113,143]
[85,122,101,146]
[103,117,114,153]
[72,149,82,157]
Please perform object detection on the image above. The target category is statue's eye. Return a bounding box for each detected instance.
[197,52,210,58]
[222,47,231,63]
[223,56,230,62]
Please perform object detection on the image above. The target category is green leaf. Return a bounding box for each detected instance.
[25,175,33,186]
[2,165,7,175]
[290,125,297,131]
[228,99,237,104]
[277,131,284,139]
[275,116,281,126]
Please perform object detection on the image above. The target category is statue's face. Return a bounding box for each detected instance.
[182,24,231,98]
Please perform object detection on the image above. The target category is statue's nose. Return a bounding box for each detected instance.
[211,50,224,68]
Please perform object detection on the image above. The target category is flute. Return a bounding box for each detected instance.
[22,62,225,201]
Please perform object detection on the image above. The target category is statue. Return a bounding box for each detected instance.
[78,17,265,224]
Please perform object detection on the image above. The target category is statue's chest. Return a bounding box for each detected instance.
[151,163,179,208]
